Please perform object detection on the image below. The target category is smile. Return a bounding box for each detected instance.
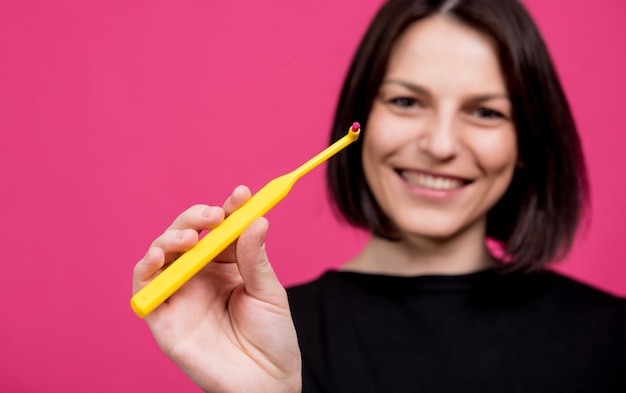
[399,170,468,191]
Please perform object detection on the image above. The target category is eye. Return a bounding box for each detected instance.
[388,97,420,109]
[471,107,505,119]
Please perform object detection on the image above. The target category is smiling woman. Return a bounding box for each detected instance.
[357,16,518,269]
[132,0,625,392]
[327,0,587,274]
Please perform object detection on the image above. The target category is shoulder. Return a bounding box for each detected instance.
[499,269,626,338]
[286,271,338,316]
[527,269,625,306]
[495,268,625,312]
[286,271,368,334]
[513,270,626,376]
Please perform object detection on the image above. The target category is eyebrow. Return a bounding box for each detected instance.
[381,79,510,103]
[382,80,431,97]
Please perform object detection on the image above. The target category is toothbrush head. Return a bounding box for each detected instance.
[348,121,361,141]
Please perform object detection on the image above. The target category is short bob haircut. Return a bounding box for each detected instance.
[326,0,589,272]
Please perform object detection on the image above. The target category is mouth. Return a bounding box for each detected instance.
[398,170,472,191]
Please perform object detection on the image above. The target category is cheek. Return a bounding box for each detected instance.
[361,113,400,194]
[363,103,414,159]
[469,128,518,175]
[362,106,390,169]
[361,132,382,184]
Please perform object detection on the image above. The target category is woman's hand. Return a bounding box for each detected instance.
[132,185,302,393]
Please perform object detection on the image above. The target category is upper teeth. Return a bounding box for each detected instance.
[401,172,463,190]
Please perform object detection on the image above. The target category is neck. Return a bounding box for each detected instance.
[341,225,500,276]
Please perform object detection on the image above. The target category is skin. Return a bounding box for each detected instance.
[133,14,518,392]
[132,185,301,393]
[343,16,518,276]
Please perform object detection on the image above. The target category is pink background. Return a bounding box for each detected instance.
[0,0,624,391]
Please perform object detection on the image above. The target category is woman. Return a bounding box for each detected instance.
[132,0,625,391]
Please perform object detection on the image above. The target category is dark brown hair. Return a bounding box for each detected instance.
[326,0,589,272]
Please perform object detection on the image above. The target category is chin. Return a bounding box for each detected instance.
[394,216,483,243]
[397,226,465,242]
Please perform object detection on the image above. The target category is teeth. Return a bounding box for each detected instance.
[401,172,463,190]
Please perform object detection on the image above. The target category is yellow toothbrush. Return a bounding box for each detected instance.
[131,122,361,317]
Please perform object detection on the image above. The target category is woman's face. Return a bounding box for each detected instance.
[363,15,517,242]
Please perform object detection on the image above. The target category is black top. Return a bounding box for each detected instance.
[287,269,626,392]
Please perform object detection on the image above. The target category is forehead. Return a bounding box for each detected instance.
[385,15,506,94]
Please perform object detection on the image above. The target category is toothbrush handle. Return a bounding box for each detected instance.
[131,124,361,318]
[131,173,296,318]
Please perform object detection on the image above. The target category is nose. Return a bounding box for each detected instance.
[417,115,460,161]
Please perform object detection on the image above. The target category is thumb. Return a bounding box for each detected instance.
[235,217,287,305]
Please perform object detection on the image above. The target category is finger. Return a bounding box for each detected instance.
[132,247,165,294]
[166,204,225,232]
[235,218,287,306]
[152,228,199,262]
[222,185,252,216]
